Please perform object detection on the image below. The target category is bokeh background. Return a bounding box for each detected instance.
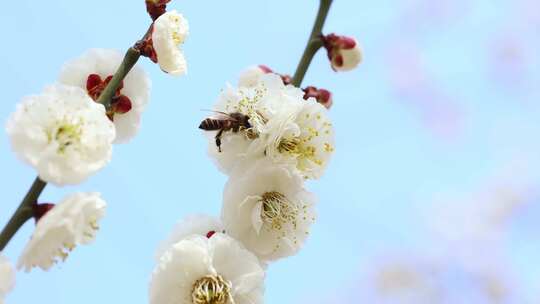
[1,0,540,303]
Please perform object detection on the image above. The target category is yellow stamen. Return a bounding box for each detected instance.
[192,275,231,304]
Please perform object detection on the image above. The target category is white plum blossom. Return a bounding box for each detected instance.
[155,214,223,261]
[207,73,335,179]
[150,234,265,304]
[6,84,115,186]
[59,48,151,143]
[17,192,106,272]
[263,96,335,179]
[222,162,317,262]
[0,254,15,304]
[152,10,189,75]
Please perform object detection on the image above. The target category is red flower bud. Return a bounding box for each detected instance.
[146,0,171,21]
[303,86,333,109]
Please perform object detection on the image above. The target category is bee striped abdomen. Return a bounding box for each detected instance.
[199,118,225,131]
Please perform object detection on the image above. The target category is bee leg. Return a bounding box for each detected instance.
[215,129,223,153]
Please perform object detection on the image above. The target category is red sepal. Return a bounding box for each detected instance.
[33,203,55,223]
[145,0,171,21]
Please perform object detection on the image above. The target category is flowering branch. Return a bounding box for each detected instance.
[291,0,333,87]
[0,49,141,251]
[0,36,145,253]
[0,1,188,273]
[0,177,46,251]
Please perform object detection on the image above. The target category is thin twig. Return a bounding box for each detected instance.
[0,177,46,251]
[291,0,333,87]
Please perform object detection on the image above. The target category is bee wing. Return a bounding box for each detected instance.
[200,109,238,121]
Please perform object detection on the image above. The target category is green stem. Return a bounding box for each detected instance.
[96,47,141,110]
[291,0,333,87]
[0,177,46,251]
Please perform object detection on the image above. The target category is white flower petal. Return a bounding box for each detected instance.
[0,254,15,301]
[222,162,317,262]
[153,10,189,76]
[238,65,268,88]
[333,42,363,71]
[6,84,115,186]
[150,234,264,304]
[251,201,264,235]
[17,192,106,272]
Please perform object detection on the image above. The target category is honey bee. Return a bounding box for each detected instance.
[199,111,252,152]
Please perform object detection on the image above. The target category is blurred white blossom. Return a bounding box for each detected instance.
[18,192,106,272]
[149,234,265,304]
[6,84,115,186]
[59,48,151,143]
[222,162,316,262]
[153,10,189,76]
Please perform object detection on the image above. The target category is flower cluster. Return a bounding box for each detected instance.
[7,47,153,186]
[205,73,335,180]
[206,72,334,256]
[1,1,193,301]
[2,1,363,303]
[150,67,338,303]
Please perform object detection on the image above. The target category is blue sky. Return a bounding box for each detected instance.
[1,0,540,303]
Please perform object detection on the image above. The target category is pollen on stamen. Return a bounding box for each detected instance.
[260,191,300,232]
[191,275,232,304]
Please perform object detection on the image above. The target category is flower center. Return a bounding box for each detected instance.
[278,137,320,165]
[260,191,299,231]
[191,275,231,304]
[278,138,301,154]
[51,122,82,154]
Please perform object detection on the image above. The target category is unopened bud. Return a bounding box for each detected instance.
[322,33,362,72]
[146,0,171,21]
[303,86,333,109]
